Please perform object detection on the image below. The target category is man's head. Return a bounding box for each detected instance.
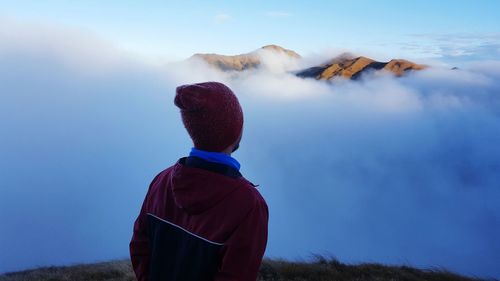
[174,82,243,153]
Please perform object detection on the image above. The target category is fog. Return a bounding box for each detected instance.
[1,20,499,278]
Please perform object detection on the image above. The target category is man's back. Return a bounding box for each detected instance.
[130,156,268,281]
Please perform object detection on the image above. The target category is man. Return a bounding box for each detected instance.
[130,82,269,281]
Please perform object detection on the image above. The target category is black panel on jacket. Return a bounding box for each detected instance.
[147,214,223,281]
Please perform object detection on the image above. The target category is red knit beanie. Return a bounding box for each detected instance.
[174,82,244,152]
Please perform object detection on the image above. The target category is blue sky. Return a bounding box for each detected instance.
[1,0,499,61]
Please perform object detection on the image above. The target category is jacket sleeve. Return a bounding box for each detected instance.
[214,194,269,281]
[129,173,161,281]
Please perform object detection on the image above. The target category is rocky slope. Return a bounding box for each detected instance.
[191,45,300,71]
[192,45,426,80]
[296,55,426,80]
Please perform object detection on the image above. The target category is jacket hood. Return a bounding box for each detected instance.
[170,157,243,214]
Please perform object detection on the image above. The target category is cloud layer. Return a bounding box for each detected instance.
[401,33,500,63]
[1,19,500,278]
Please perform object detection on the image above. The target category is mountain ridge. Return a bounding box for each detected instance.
[191,45,427,80]
[191,45,300,71]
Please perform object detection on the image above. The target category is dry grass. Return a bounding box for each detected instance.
[258,256,489,281]
[0,260,135,281]
[0,257,492,281]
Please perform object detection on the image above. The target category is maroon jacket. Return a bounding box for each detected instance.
[129,156,269,281]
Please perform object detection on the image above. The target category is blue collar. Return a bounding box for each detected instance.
[189,147,241,171]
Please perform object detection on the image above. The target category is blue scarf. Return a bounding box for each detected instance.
[189,147,241,171]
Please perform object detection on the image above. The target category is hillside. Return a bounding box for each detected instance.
[0,257,486,281]
[192,45,427,80]
[296,55,426,80]
[191,45,301,71]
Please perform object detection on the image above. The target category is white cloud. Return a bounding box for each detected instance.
[265,11,292,18]
[214,13,231,22]
[400,33,500,62]
[0,17,135,73]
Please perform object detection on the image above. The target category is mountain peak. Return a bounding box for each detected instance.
[190,45,301,71]
[260,45,301,58]
[297,55,426,80]
[261,44,286,51]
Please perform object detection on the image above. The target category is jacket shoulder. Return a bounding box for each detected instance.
[230,177,268,214]
[146,165,176,193]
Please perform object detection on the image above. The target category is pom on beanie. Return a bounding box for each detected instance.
[174,82,243,152]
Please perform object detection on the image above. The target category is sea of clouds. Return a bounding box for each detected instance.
[1,18,499,278]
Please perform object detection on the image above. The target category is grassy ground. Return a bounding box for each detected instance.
[0,257,491,281]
